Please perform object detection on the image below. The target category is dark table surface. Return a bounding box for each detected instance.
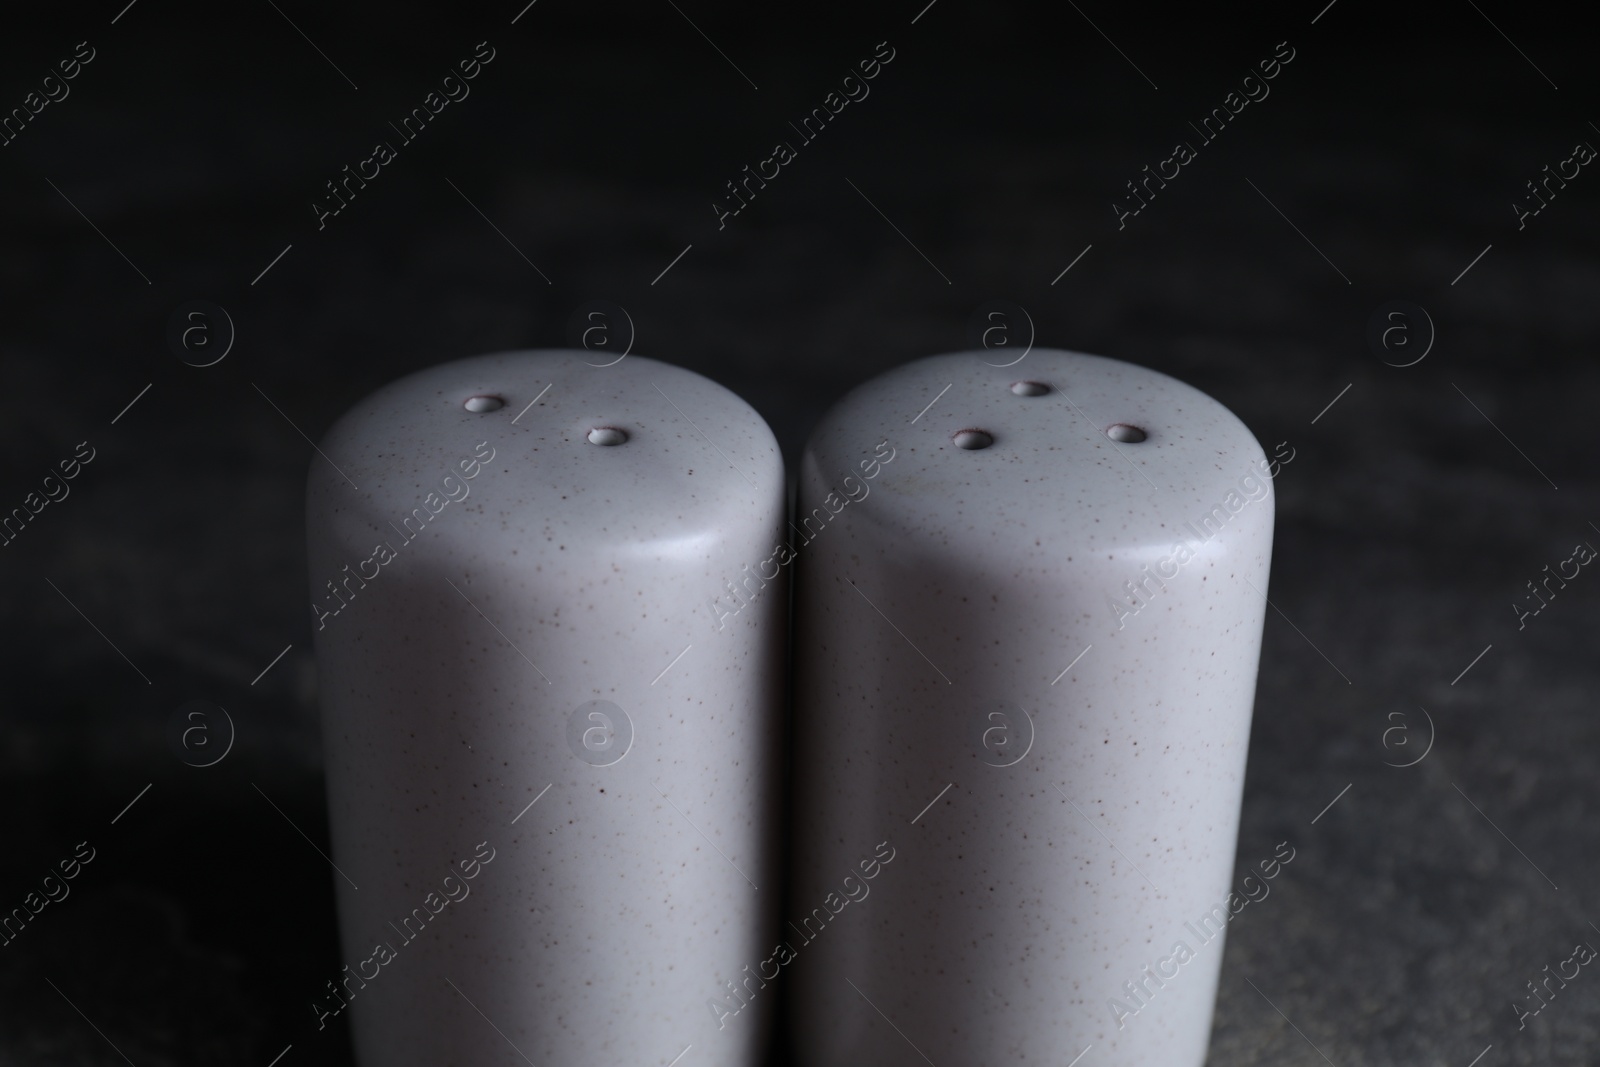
[2,3,1596,1064]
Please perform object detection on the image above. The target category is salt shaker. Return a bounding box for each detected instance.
[785,349,1274,1066]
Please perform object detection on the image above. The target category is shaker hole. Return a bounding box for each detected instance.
[464,395,504,413]
[1106,423,1148,443]
[588,426,629,446]
[1010,381,1050,397]
[952,429,994,450]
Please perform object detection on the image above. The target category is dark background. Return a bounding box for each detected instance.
[3,1,1596,1064]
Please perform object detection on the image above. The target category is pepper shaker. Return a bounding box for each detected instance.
[307,351,787,1067]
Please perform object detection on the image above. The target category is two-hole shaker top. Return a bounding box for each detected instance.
[306,350,784,576]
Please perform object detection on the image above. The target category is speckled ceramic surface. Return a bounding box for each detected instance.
[785,349,1275,1066]
[305,351,787,1067]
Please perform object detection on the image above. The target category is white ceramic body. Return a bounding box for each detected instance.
[786,350,1274,1067]
[306,351,786,1067]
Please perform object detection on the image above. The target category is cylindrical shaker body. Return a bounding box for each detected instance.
[307,351,786,1067]
[787,349,1274,1066]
